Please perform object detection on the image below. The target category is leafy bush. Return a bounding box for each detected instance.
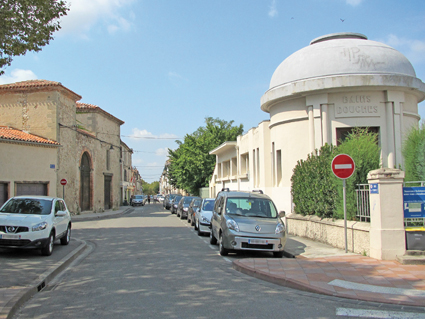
[403,121,425,182]
[291,128,380,220]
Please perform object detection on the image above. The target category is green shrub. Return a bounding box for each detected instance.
[333,128,380,220]
[403,122,425,182]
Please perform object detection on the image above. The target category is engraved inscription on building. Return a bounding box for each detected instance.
[335,95,380,118]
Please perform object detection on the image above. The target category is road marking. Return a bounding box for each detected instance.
[336,308,425,318]
[223,257,232,263]
[209,245,216,250]
[329,279,425,297]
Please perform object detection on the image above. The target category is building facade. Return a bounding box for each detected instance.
[0,80,128,213]
[209,33,425,214]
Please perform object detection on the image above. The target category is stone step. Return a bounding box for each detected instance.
[396,254,425,265]
[405,250,425,256]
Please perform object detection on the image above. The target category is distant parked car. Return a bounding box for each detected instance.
[187,197,202,226]
[157,194,164,202]
[165,194,177,210]
[131,195,145,206]
[210,189,286,258]
[0,196,72,256]
[194,198,215,236]
[177,196,200,219]
[170,195,183,214]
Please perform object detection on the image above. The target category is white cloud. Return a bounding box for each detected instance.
[129,128,178,140]
[268,0,278,18]
[155,148,169,156]
[0,69,37,84]
[346,0,363,6]
[383,34,425,64]
[58,0,135,38]
[168,71,188,87]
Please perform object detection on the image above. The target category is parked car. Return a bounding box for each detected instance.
[177,196,200,219]
[164,194,176,210]
[157,194,164,202]
[210,189,286,258]
[0,196,72,256]
[170,195,183,214]
[194,198,215,236]
[131,195,145,206]
[187,197,202,226]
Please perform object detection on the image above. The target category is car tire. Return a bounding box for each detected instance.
[180,213,184,220]
[60,226,71,245]
[190,218,194,227]
[194,220,198,230]
[209,229,217,245]
[197,225,202,236]
[41,232,54,256]
[273,251,284,258]
[219,233,228,256]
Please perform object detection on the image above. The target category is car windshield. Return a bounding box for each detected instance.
[184,197,194,204]
[202,200,215,211]
[0,198,52,215]
[134,195,143,199]
[225,197,277,218]
[174,196,182,202]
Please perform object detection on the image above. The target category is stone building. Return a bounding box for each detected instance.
[209,32,425,214]
[0,80,128,214]
[120,140,133,203]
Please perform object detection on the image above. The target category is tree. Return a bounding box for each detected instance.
[0,0,69,74]
[403,121,425,182]
[167,117,244,195]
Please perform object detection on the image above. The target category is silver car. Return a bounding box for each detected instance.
[194,198,215,236]
[210,189,286,258]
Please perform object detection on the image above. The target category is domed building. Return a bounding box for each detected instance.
[209,33,425,214]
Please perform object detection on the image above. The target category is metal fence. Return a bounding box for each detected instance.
[356,184,370,222]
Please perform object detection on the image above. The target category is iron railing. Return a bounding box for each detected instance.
[356,184,370,222]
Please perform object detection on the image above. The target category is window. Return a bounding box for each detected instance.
[336,127,380,146]
[225,197,277,218]
[276,150,282,186]
[240,153,249,176]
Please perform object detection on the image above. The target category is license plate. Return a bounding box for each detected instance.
[0,234,21,240]
[248,239,268,245]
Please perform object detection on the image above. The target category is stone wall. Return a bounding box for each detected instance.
[286,213,370,255]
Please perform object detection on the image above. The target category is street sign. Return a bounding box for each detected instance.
[332,154,355,179]
[60,178,67,186]
[331,154,355,254]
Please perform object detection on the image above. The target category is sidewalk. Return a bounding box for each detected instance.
[0,206,132,319]
[234,235,425,307]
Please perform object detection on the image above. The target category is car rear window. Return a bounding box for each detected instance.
[0,198,53,215]
[225,197,277,218]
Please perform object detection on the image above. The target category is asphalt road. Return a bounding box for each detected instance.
[10,204,422,319]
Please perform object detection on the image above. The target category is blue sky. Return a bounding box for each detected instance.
[1,0,425,182]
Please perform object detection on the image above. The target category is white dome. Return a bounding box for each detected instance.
[269,33,416,89]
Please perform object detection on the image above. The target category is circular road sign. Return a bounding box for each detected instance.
[331,154,355,179]
[60,178,67,186]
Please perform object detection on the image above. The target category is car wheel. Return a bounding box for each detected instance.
[190,218,194,227]
[273,251,284,258]
[209,229,217,245]
[180,213,184,220]
[41,232,54,256]
[197,225,202,236]
[60,226,71,245]
[194,219,198,230]
[219,233,228,256]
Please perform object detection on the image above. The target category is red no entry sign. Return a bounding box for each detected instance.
[331,154,355,179]
[60,178,67,186]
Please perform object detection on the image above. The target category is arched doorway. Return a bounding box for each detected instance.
[80,152,91,211]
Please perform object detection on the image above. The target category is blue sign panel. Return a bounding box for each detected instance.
[370,183,379,194]
[403,187,425,218]
[50,164,55,169]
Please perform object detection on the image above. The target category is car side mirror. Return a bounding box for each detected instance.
[278,211,286,218]
[56,210,67,217]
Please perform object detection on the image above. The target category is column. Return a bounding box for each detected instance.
[368,168,405,260]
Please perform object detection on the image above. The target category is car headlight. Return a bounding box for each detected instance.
[32,221,48,232]
[275,222,285,234]
[183,207,188,211]
[226,219,240,232]
[201,216,210,223]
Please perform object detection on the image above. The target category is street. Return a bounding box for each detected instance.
[10,204,425,319]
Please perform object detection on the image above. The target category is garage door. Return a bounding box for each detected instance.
[16,183,48,196]
[0,183,7,206]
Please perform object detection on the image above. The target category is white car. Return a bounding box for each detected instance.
[0,196,72,256]
[194,198,215,236]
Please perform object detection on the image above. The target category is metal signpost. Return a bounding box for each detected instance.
[60,178,67,199]
[331,154,355,253]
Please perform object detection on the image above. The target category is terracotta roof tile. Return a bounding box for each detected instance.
[77,102,124,125]
[0,79,82,100]
[0,126,60,146]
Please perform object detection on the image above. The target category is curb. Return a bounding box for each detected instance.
[72,207,133,222]
[1,239,88,319]
[232,260,425,307]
